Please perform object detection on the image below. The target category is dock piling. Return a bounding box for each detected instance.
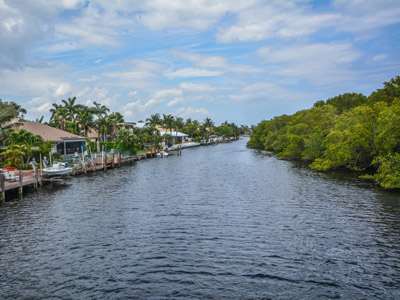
[18,170,23,198]
[1,174,5,203]
[34,171,39,189]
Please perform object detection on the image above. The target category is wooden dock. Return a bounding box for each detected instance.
[1,170,40,202]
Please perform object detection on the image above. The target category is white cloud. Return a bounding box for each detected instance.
[55,2,133,47]
[173,50,262,73]
[133,0,254,31]
[175,106,211,118]
[54,82,71,97]
[128,90,138,97]
[0,65,70,95]
[0,0,53,69]
[153,88,182,99]
[179,82,215,93]
[26,96,53,115]
[165,68,223,78]
[257,42,362,85]
[333,0,400,32]
[372,54,388,62]
[39,41,79,53]
[79,76,98,82]
[103,59,165,90]
[167,97,185,107]
[216,2,339,43]
[121,98,159,119]
[228,81,309,104]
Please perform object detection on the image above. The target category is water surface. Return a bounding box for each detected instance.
[1,138,399,299]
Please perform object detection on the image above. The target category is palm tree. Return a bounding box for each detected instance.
[4,129,44,167]
[116,128,136,152]
[174,117,184,132]
[49,103,69,131]
[108,112,124,141]
[0,100,20,145]
[185,120,199,139]
[230,122,239,138]
[97,115,110,143]
[203,117,215,142]
[0,145,25,168]
[92,101,110,119]
[174,116,184,142]
[49,103,60,120]
[9,101,27,119]
[61,97,78,122]
[146,113,161,129]
[91,102,110,151]
[75,108,94,137]
[54,107,69,131]
[35,116,44,123]
[203,117,214,131]
[162,113,174,142]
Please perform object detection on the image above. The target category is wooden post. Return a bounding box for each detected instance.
[118,153,121,167]
[18,170,23,198]
[0,173,5,203]
[103,154,107,171]
[34,170,38,189]
[111,154,115,168]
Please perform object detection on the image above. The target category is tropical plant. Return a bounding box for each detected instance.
[92,102,110,151]
[4,129,44,167]
[108,112,124,141]
[115,128,137,152]
[75,107,94,137]
[0,145,25,168]
[146,113,161,128]
[0,100,20,145]
[162,113,174,141]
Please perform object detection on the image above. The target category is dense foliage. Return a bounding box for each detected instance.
[248,76,400,189]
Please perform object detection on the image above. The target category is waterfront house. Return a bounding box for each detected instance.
[16,121,86,155]
[117,121,147,133]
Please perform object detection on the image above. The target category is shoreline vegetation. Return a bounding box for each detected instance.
[0,98,249,170]
[248,76,400,189]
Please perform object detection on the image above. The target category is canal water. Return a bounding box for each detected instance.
[1,138,399,299]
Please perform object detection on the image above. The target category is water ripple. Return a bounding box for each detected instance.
[1,139,400,299]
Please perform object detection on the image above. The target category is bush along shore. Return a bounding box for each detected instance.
[248,76,400,189]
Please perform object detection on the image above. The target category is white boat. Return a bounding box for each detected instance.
[157,151,169,158]
[168,142,200,151]
[42,162,74,177]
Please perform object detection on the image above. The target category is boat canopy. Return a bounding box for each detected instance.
[159,131,188,137]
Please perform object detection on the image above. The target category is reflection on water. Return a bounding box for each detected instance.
[1,138,399,299]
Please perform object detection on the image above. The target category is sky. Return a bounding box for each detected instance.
[0,0,399,126]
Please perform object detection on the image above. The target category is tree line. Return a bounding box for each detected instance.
[0,98,249,168]
[248,76,400,189]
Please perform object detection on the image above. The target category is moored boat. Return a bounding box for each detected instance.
[42,162,74,177]
[168,142,200,151]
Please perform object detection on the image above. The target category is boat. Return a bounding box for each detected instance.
[157,151,169,158]
[42,162,74,177]
[168,142,200,151]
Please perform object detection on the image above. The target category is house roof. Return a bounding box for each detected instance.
[17,121,85,142]
[134,122,147,129]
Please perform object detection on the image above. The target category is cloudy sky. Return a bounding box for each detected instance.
[1,0,399,125]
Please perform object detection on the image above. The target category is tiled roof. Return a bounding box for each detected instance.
[17,121,85,142]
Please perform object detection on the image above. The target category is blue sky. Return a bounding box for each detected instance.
[1,0,399,126]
